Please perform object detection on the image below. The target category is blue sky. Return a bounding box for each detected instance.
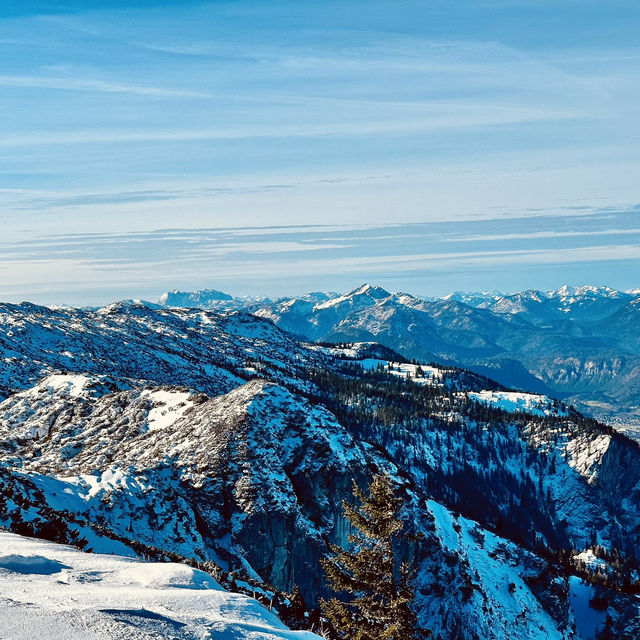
[1,1,638,304]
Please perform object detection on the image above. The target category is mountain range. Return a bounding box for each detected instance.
[1,299,640,637]
[156,283,640,437]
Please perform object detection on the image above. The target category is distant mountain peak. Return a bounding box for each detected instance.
[314,283,392,311]
[349,283,391,298]
[159,288,233,307]
[443,289,502,300]
[549,284,619,299]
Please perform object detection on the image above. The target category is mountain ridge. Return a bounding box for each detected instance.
[2,298,640,636]
[154,283,640,433]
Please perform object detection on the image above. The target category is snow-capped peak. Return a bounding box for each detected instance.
[159,288,234,308]
[314,283,391,310]
[548,284,620,300]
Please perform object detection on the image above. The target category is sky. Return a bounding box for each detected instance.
[1,0,639,305]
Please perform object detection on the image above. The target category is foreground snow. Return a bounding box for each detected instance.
[0,531,320,640]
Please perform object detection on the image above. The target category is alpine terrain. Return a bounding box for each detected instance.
[158,284,640,436]
[0,298,639,638]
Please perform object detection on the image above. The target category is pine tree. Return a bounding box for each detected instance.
[320,473,428,640]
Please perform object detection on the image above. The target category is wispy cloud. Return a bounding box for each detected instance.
[1,1,638,302]
[0,102,583,148]
[446,228,640,243]
[0,74,210,97]
[1,206,638,304]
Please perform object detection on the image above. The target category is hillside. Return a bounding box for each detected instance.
[1,301,640,637]
[157,283,640,433]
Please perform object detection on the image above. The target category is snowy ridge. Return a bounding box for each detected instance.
[0,302,326,401]
[312,283,391,310]
[0,531,320,640]
[0,373,125,447]
[177,281,640,429]
[0,376,372,576]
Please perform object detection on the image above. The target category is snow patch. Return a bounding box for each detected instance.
[358,359,442,384]
[142,389,193,431]
[573,549,611,573]
[569,576,607,640]
[76,466,136,499]
[468,390,567,417]
[43,374,93,397]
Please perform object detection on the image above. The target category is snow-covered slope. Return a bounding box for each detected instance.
[1,363,639,634]
[0,301,324,400]
[2,299,640,637]
[424,500,569,640]
[0,531,320,640]
[0,374,374,599]
[468,390,568,417]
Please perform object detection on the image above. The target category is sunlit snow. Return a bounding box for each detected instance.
[468,390,567,417]
[0,531,321,640]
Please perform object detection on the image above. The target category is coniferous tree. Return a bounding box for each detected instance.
[320,473,428,640]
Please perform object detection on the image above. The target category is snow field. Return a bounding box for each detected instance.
[0,531,321,640]
[468,390,567,417]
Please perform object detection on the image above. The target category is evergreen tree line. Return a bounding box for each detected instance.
[301,364,640,590]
